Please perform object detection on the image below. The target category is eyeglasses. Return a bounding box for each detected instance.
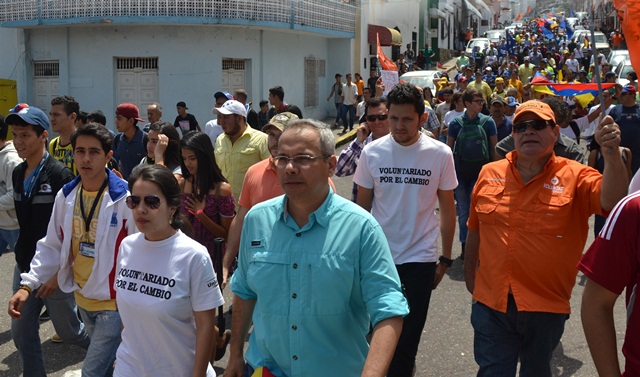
[273,155,328,168]
[365,114,388,122]
[125,195,163,210]
[472,99,484,105]
[513,119,551,133]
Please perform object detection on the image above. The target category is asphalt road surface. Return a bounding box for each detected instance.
[0,141,627,376]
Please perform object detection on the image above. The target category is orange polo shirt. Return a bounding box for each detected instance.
[238,157,336,209]
[468,151,603,314]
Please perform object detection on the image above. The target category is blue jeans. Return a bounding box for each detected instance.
[11,265,90,377]
[471,296,568,377]
[341,104,356,130]
[388,262,436,377]
[334,102,342,124]
[242,363,255,377]
[455,176,476,244]
[79,308,121,377]
[0,228,19,256]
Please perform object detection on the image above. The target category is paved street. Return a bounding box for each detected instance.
[0,139,628,376]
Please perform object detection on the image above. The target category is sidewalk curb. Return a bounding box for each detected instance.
[335,129,357,147]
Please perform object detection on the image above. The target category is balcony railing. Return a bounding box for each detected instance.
[0,0,357,35]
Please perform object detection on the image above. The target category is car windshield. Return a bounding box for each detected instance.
[401,75,436,90]
[486,31,503,39]
[611,53,629,66]
[594,34,607,43]
[471,40,488,49]
[621,64,635,77]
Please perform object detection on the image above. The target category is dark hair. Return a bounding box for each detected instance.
[77,111,88,125]
[71,123,114,153]
[335,73,342,79]
[128,164,188,232]
[269,86,285,101]
[365,97,387,116]
[461,88,483,105]
[149,121,182,170]
[9,118,45,136]
[363,87,372,94]
[628,71,638,81]
[284,104,303,119]
[450,92,463,111]
[87,110,107,126]
[180,131,227,200]
[387,82,425,118]
[441,87,454,95]
[51,95,79,116]
[0,115,7,140]
[259,100,269,108]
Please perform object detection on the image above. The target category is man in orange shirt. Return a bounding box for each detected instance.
[611,30,624,50]
[463,100,628,376]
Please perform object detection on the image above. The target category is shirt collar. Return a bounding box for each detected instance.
[280,186,335,230]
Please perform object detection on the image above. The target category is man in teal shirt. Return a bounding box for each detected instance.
[227,120,408,377]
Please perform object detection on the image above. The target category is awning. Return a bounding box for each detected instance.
[429,8,447,19]
[368,24,402,46]
[441,3,455,13]
[465,0,483,18]
[475,0,492,15]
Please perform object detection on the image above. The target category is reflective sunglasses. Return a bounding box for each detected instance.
[273,155,328,168]
[125,195,162,210]
[513,119,551,133]
[366,114,388,122]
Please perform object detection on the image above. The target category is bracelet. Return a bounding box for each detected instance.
[20,285,32,294]
[195,209,204,217]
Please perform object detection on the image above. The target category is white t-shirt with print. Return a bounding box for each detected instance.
[114,231,224,377]
[354,134,458,264]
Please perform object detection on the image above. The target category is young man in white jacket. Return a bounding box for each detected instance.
[9,123,137,377]
[0,115,22,256]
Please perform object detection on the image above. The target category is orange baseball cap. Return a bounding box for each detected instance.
[513,100,556,124]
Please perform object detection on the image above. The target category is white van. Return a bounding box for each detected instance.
[573,30,610,56]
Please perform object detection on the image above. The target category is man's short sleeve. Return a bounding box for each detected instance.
[482,117,498,137]
[578,195,640,295]
[575,164,604,216]
[353,146,375,190]
[438,149,458,190]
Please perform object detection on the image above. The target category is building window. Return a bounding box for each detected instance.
[222,59,246,70]
[304,56,325,108]
[116,57,158,70]
[34,61,59,77]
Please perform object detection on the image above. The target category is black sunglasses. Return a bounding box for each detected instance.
[125,195,162,210]
[513,119,550,133]
[366,114,388,122]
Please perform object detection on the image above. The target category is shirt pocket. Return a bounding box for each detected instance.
[531,192,572,236]
[247,250,290,315]
[238,147,259,172]
[474,185,505,225]
[305,253,355,315]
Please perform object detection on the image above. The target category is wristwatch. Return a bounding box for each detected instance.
[438,256,453,267]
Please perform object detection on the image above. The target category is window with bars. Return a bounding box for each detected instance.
[34,61,59,77]
[116,57,158,70]
[304,56,325,108]
[222,59,246,70]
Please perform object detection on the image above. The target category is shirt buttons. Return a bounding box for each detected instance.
[296,233,301,237]
[292,293,297,299]
[292,355,298,360]
[293,263,298,269]
[292,325,297,330]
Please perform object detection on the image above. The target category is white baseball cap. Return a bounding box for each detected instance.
[213,100,247,118]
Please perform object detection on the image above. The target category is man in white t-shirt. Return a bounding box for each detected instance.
[340,73,359,133]
[354,82,458,376]
[204,91,232,145]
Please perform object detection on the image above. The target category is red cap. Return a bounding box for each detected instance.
[116,103,144,122]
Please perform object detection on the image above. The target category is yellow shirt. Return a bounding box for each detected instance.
[49,137,77,176]
[214,125,269,210]
[72,184,116,311]
[468,80,493,102]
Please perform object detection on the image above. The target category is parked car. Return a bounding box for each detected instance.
[615,60,634,87]
[483,29,506,44]
[399,70,444,93]
[608,50,629,67]
[465,37,491,55]
[573,30,611,56]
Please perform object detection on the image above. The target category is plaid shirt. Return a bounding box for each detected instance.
[335,134,373,202]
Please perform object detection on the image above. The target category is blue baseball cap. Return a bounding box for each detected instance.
[505,96,519,107]
[214,91,233,101]
[5,103,50,131]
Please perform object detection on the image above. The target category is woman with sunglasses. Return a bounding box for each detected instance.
[180,131,235,361]
[114,165,223,377]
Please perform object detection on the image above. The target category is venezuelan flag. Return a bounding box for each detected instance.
[530,74,616,104]
[251,366,277,377]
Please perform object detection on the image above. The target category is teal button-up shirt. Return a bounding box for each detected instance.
[231,189,408,377]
